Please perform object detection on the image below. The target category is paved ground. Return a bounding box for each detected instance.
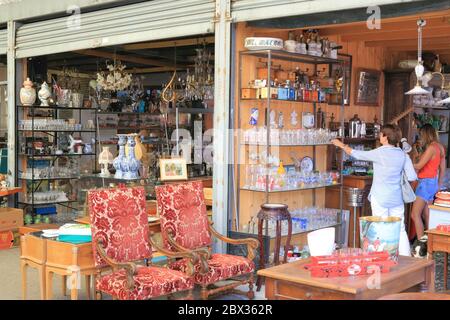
[0,247,265,300]
[1,247,448,300]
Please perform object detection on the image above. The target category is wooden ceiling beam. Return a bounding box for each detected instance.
[319,16,450,36]
[365,37,450,48]
[128,66,186,74]
[122,36,215,51]
[342,26,450,42]
[74,49,180,68]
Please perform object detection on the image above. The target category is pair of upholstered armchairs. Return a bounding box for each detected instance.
[87,181,258,300]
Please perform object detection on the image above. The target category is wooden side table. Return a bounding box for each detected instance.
[426,228,450,290]
[20,234,47,300]
[256,204,292,292]
[45,238,96,300]
[258,256,434,300]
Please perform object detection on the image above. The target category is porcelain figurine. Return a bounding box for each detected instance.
[278,112,284,129]
[270,110,276,128]
[38,82,51,106]
[123,134,141,179]
[290,110,298,126]
[113,134,127,179]
[83,138,95,154]
[20,78,36,106]
[250,108,259,126]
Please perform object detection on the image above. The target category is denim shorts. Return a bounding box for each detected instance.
[415,177,439,202]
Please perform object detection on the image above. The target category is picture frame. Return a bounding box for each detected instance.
[354,68,381,106]
[328,54,352,106]
[159,158,188,181]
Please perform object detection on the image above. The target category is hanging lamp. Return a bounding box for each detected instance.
[405,19,429,95]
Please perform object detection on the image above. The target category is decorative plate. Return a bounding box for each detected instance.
[244,37,284,51]
[300,156,314,173]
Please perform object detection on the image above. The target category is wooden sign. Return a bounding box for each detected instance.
[355,68,381,106]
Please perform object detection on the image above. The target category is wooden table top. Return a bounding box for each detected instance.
[426,228,450,237]
[257,256,434,295]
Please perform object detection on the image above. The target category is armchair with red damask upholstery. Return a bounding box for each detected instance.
[155,181,259,300]
[88,186,198,300]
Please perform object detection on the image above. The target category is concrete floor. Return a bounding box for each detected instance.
[0,247,266,300]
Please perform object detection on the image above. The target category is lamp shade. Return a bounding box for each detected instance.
[438,96,450,104]
[99,146,114,164]
[405,85,430,95]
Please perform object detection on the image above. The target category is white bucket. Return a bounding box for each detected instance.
[307,227,335,256]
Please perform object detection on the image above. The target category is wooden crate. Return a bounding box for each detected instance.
[0,208,23,232]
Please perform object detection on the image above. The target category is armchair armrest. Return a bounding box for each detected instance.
[208,223,259,261]
[95,239,137,289]
[148,232,199,276]
[165,232,210,274]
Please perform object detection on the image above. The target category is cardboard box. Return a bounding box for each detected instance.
[0,208,24,232]
[241,88,257,99]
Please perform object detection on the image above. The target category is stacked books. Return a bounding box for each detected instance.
[58,223,92,244]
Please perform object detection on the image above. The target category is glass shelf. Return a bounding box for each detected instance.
[18,129,96,133]
[240,49,343,64]
[18,105,97,111]
[240,222,342,239]
[240,98,329,104]
[18,177,80,181]
[18,200,78,206]
[19,153,96,158]
[240,183,340,193]
[241,142,330,147]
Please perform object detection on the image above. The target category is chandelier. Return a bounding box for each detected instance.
[96,60,132,92]
[185,44,214,100]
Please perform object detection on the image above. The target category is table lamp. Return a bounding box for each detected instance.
[99,146,114,177]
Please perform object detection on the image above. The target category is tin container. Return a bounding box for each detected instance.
[360,216,401,261]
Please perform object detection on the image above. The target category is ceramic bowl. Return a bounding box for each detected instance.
[307,227,335,256]
[284,40,297,52]
[244,37,284,51]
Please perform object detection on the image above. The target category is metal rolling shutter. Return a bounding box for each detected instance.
[15,0,215,58]
[0,29,6,55]
[231,0,419,22]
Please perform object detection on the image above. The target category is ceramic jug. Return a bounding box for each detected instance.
[20,78,36,106]
[38,82,51,106]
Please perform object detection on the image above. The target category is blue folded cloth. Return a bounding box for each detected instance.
[57,235,92,244]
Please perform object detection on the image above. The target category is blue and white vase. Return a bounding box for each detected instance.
[113,134,127,179]
[124,134,141,179]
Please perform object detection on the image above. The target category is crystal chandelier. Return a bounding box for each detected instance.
[186,44,214,100]
[96,60,132,92]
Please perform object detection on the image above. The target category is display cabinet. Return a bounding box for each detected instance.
[233,49,345,249]
[16,105,98,223]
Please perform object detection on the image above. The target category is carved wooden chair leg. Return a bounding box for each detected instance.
[247,273,255,300]
[201,285,209,300]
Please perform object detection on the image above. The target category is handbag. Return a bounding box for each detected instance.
[401,155,416,203]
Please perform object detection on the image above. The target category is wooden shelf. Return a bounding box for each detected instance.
[0,188,23,197]
[241,142,330,147]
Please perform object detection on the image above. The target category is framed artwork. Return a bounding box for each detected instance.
[159,158,188,181]
[355,68,381,106]
[328,54,352,106]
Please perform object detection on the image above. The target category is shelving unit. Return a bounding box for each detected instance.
[235,49,345,241]
[16,104,98,220]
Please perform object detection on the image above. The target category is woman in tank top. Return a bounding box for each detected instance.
[411,124,446,244]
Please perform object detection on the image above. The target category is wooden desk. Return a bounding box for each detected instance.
[257,256,434,300]
[426,228,450,291]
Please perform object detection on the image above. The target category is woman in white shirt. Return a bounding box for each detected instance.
[332,124,417,256]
